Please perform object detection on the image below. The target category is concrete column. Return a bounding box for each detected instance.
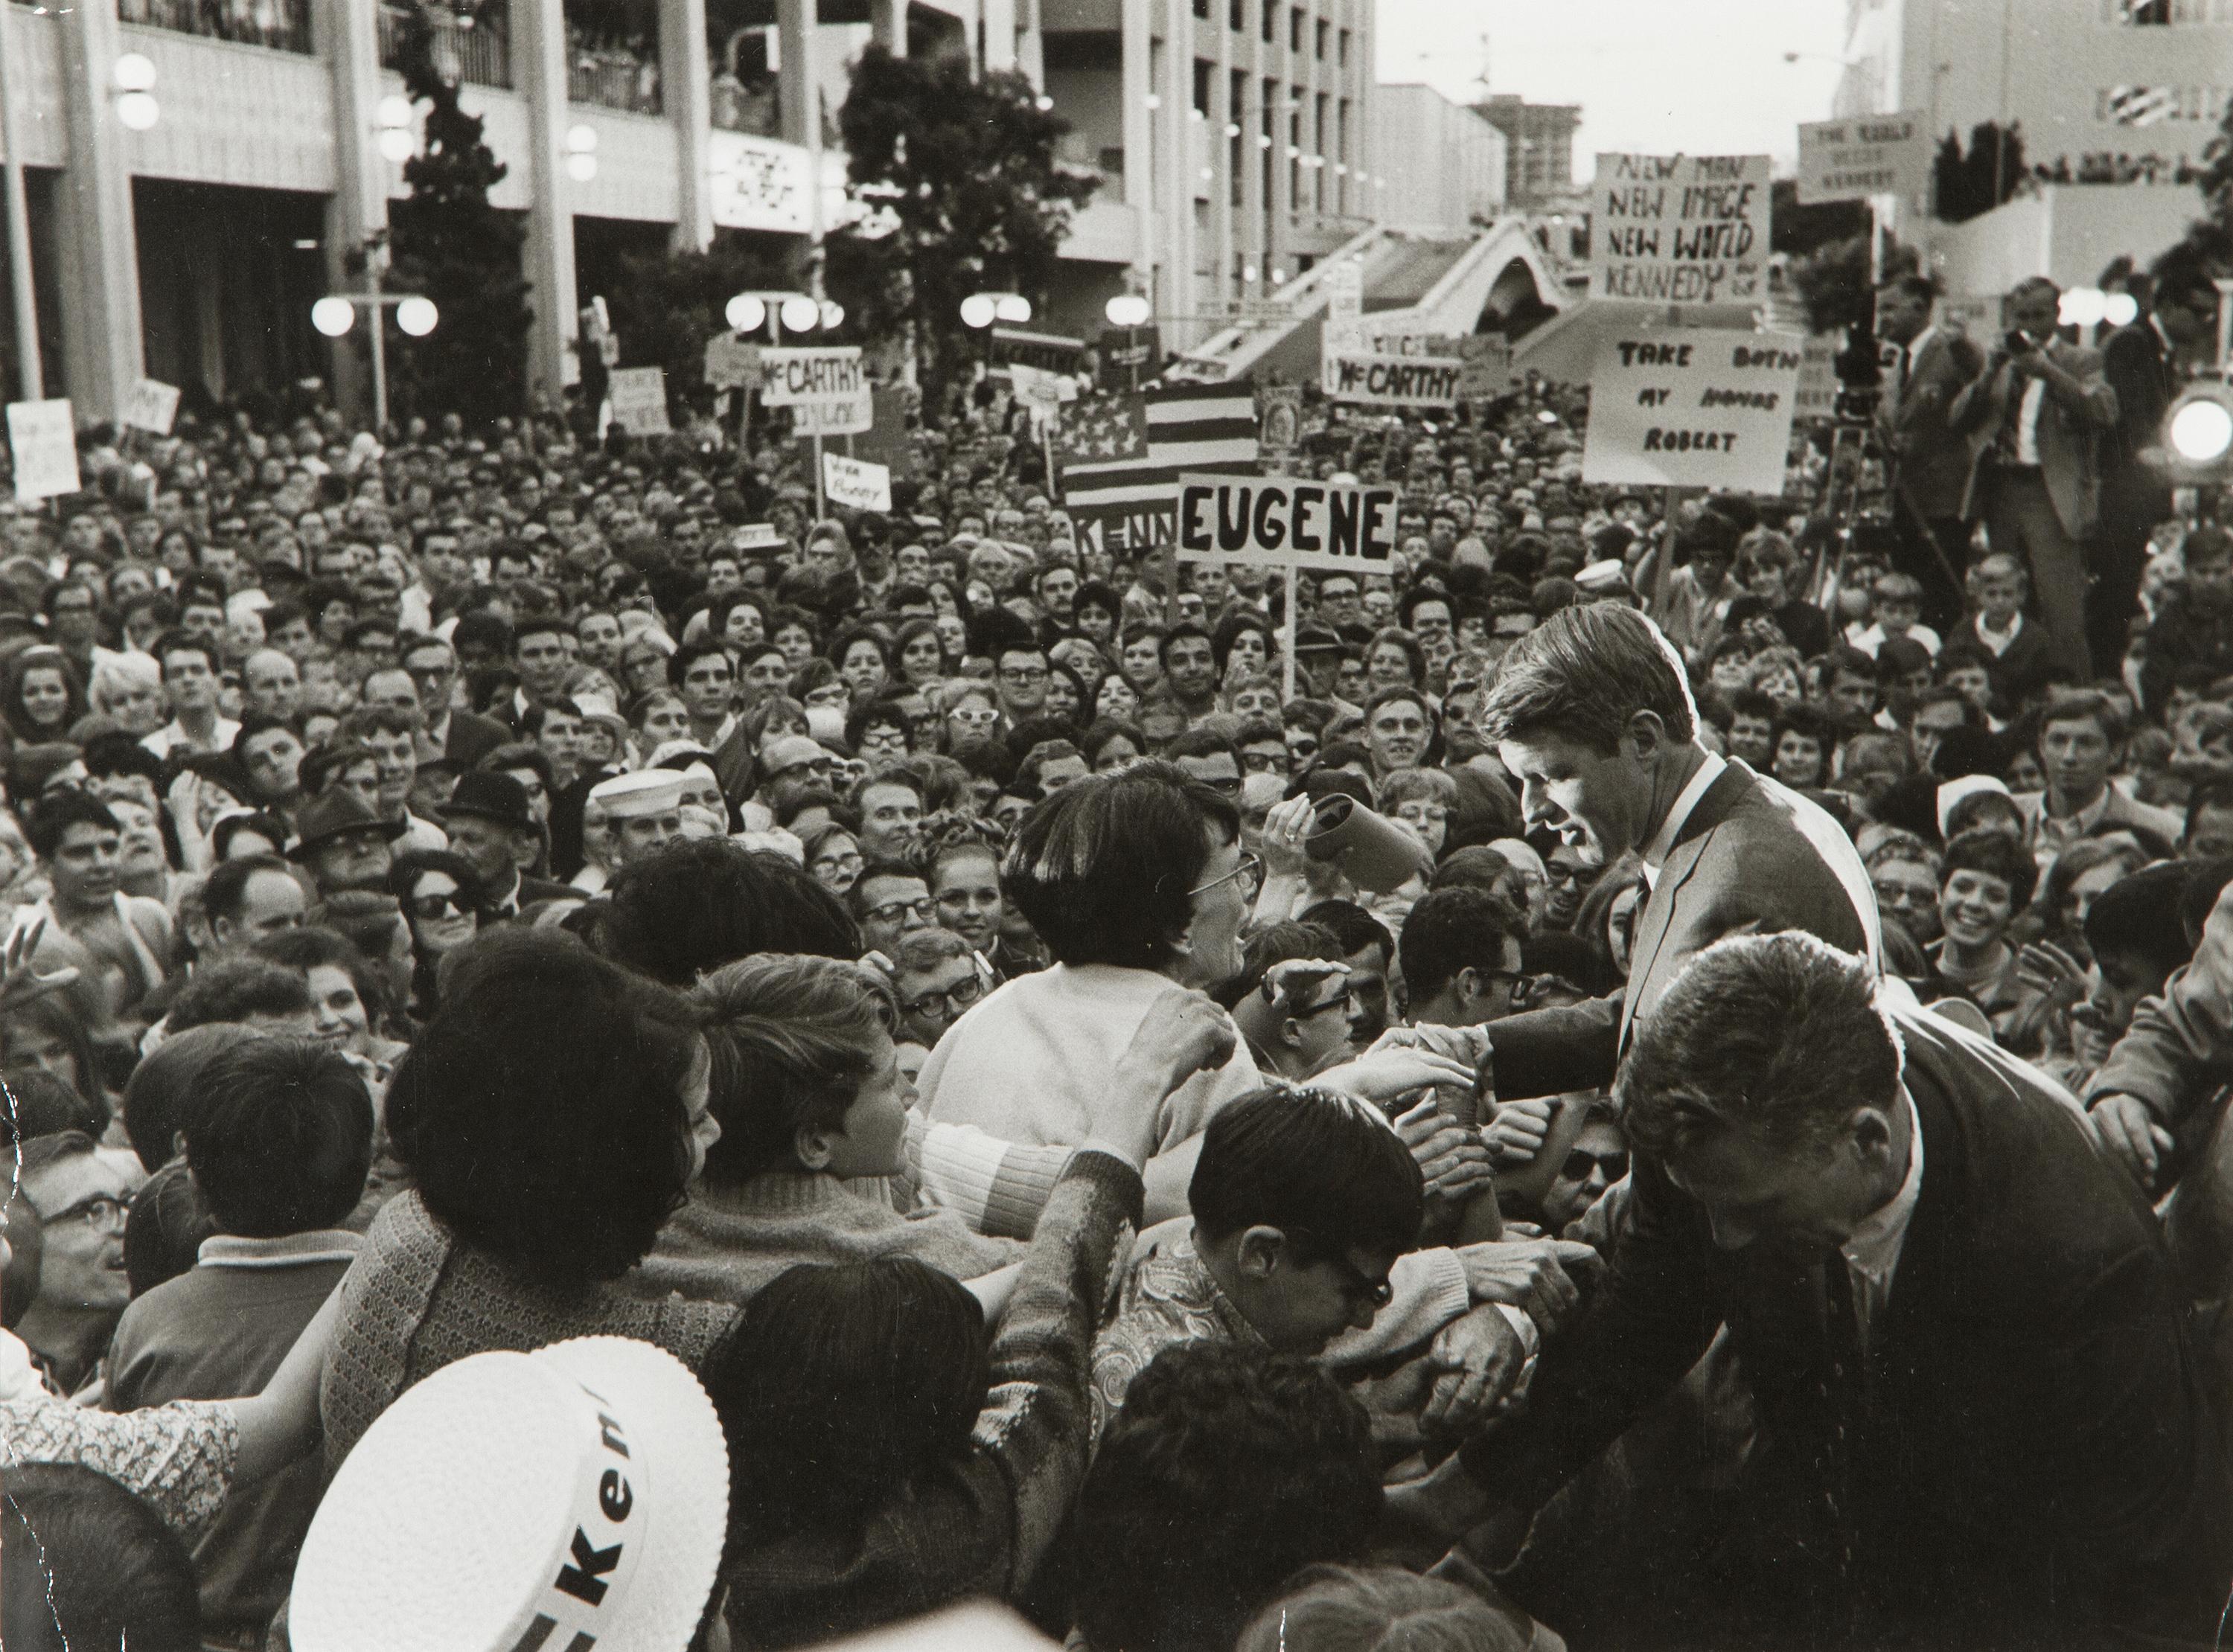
[1158,0,1189,345]
[663,0,712,250]
[776,0,817,149]
[319,0,384,420]
[1120,0,1152,311]
[516,0,577,402]
[1012,0,1041,85]
[55,0,141,425]
[982,0,1016,73]
[869,0,905,57]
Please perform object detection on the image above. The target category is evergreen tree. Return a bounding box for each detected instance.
[825,46,1097,397]
[385,0,533,426]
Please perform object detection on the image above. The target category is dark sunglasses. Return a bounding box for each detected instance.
[1285,1227,1393,1308]
[1560,1147,1629,1184]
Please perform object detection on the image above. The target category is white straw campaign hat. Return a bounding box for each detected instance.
[293,1336,729,1652]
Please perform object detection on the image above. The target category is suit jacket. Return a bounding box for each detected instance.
[440,709,511,770]
[1949,336,2118,537]
[1883,327,1984,520]
[2099,318,2181,531]
[1464,1010,2233,1649]
[1489,761,1875,1101]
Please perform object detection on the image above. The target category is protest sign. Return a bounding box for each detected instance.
[1011,362,1077,416]
[1175,472,1400,575]
[1259,385,1303,457]
[7,400,80,502]
[761,347,872,435]
[1579,328,1805,495]
[121,379,181,436]
[1322,260,1364,354]
[1098,324,1160,391]
[1321,352,1465,408]
[1591,153,1771,305]
[1797,113,1929,205]
[989,328,1086,376]
[821,452,892,511]
[1795,332,1843,420]
[607,367,671,435]
[734,522,785,549]
[703,335,761,390]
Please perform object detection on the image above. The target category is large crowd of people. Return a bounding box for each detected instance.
[1,257,2231,1652]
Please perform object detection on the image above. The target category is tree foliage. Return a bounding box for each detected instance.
[825,46,1097,397]
[2157,94,2233,278]
[1769,179,1868,259]
[385,0,533,426]
[602,236,797,414]
[1932,121,2028,224]
[1792,233,1920,337]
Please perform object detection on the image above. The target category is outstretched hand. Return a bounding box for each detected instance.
[0,920,80,1014]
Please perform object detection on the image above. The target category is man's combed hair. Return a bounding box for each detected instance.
[1188,1085,1423,1261]
[1619,933,1900,1162]
[1476,601,1696,752]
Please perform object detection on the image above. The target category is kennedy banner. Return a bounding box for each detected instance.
[1175,472,1401,575]
[761,347,872,435]
[607,368,671,435]
[1797,112,1930,205]
[1321,352,1466,408]
[1580,328,1806,495]
[1591,152,1772,305]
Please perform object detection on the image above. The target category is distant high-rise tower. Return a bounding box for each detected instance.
[1473,95,1582,208]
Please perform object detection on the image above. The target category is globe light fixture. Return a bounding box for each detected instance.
[564,124,599,184]
[779,295,821,332]
[726,293,766,333]
[2167,385,2233,464]
[818,299,846,330]
[994,294,1032,324]
[1105,294,1151,327]
[113,52,158,129]
[2103,292,2139,328]
[959,294,997,328]
[311,297,357,338]
[395,295,439,337]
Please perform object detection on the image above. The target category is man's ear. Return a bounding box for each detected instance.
[1849,1104,1895,1165]
[1234,1225,1287,1281]
[793,1121,838,1173]
[1626,710,1667,761]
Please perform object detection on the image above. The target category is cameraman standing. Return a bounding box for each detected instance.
[1949,276,2118,682]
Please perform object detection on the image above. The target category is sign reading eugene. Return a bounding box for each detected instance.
[1591,153,1770,304]
[1175,473,1399,574]
[1581,328,1805,496]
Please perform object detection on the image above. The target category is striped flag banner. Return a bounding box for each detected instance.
[2105,85,2177,127]
[1059,380,1259,553]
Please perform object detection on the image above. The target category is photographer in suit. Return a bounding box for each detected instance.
[2095,263,2220,676]
[1949,276,2118,683]
[1875,274,1981,633]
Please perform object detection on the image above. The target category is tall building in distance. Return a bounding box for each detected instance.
[1472,94,1580,208]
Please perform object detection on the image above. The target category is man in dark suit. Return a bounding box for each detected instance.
[2095,264,2219,676]
[435,771,575,918]
[1875,273,1983,633]
[400,635,508,769]
[1463,601,1880,1104]
[1949,276,2118,682]
[1399,935,2233,1648]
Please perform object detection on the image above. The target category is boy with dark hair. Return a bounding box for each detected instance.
[1400,886,1533,1028]
[106,1038,373,1645]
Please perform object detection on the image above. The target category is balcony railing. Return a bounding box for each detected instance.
[377,4,512,89]
[120,0,312,54]
[569,45,661,115]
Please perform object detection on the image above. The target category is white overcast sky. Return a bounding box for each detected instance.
[1376,0,1850,178]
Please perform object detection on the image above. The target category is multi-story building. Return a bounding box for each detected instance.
[1038,0,1381,350]
[1472,92,1577,209]
[1836,0,2233,192]
[1373,81,1502,233]
[0,0,1378,423]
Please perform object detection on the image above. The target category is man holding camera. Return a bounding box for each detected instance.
[1949,276,2118,682]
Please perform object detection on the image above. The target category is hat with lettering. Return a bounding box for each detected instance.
[587,769,685,822]
[291,1336,728,1652]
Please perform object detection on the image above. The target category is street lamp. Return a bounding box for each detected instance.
[961,292,1030,328]
[1105,294,1151,327]
[376,95,415,164]
[313,234,435,433]
[113,51,158,131]
[564,124,598,183]
[723,289,819,343]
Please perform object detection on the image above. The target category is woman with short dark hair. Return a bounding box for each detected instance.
[320,929,733,1471]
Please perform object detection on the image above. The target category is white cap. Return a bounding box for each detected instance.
[588,769,685,820]
[292,1337,727,1652]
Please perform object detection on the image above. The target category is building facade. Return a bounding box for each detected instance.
[1373,81,1502,234]
[1472,93,1576,209]
[0,0,1381,422]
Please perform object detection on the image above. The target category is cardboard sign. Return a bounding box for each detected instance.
[1580,328,1805,495]
[1259,384,1303,455]
[821,451,892,511]
[1797,112,1929,205]
[1175,472,1400,574]
[735,522,785,549]
[1591,153,1772,305]
[703,334,761,391]
[1795,332,1844,420]
[1010,362,1077,411]
[1322,260,1364,354]
[7,400,80,502]
[760,347,871,435]
[607,367,671,435]
[1097,324,1160,391]
[1322,352,1466,407]
[121,378,181,436]
[989,327,1086,376]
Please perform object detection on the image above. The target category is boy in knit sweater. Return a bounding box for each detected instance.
[633,953,1026,1304]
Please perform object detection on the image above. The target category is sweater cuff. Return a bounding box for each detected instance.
[1062,1148,1147,1227]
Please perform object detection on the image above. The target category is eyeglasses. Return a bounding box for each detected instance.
[43,1193,130,1234]
[899,975,986,1020]
[1872,879,1938,912]
[1285,1229,1393,1308]
[1559,1147,1630,1185]
[1186,851,1261,897]
[999,666,1050,684]
[1290,988,1355,1022]
[813,851,865,876]
[409,890,470,921]
[1192,774,1244,796]
[865,897,936,925]
[766,758,833,782]
[949,707,1000,728]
